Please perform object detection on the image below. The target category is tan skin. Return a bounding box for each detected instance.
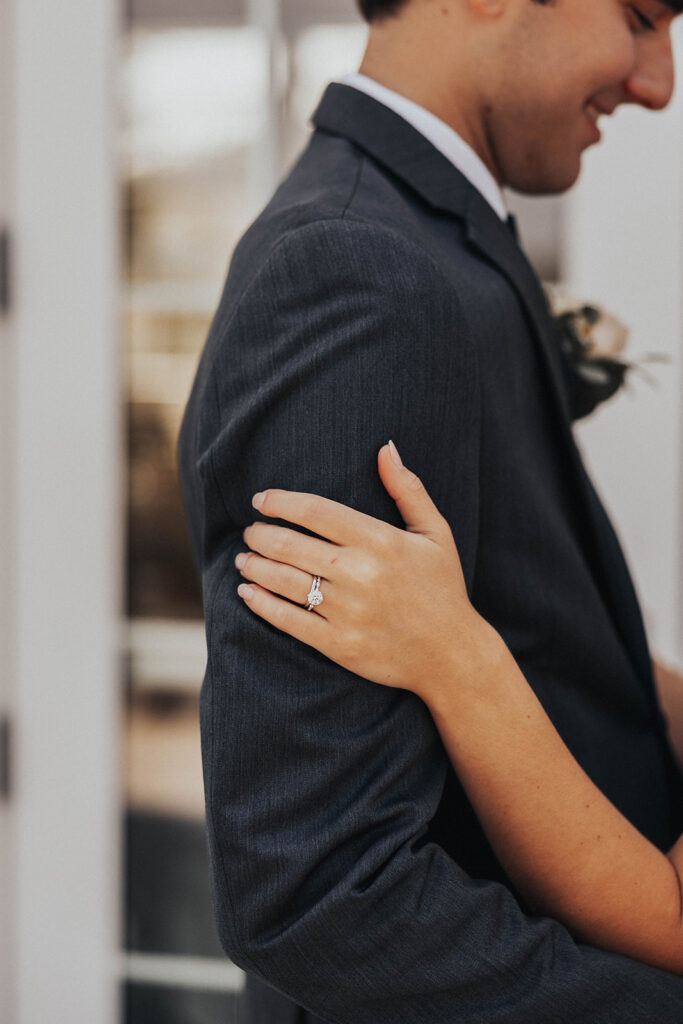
[656,660,683,775]
[235,444,683,974]
[358,0,677,194]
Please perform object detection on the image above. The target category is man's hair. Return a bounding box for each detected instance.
[357,0,410,23]
[358,0,683,19]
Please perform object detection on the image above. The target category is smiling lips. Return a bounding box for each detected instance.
[583,101,608,141]
[584,102,603,124]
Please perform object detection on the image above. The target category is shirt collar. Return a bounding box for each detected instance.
[340,71,508,223]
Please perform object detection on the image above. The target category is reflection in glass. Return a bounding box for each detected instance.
[120,10,371,1020]
[122,24,272,622]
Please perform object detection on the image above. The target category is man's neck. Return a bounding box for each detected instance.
[358,16,500,182]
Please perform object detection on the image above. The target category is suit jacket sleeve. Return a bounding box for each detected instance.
[186,217,683,1023]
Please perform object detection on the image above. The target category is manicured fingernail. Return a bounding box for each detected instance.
[252,492,265,510]
[238,584,254,600]
[235,553,248,570]
[388,439,403,469]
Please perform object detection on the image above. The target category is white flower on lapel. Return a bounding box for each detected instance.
[542,283,668,421]
[543,283,629,359]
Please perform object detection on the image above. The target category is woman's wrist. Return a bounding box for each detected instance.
[419,613,511,718]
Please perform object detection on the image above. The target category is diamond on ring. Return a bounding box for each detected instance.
[306,575,323,611]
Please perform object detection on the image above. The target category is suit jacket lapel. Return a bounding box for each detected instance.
[462,193,654,690]
[463,189,573,423]
[312,84,655,692]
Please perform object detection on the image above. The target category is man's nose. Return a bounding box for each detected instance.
[623,28,675,110]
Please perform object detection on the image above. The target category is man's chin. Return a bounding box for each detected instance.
[506,157,583,197]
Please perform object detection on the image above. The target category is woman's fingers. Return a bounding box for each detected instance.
[252,488,391,548]
[251,443,453,552]
[236,550,332,616]
[244,521,341,579]
[238,581,330,652]
[377,442,452,542]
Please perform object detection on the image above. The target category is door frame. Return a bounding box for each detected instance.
[0,0,16,1017]
[4,0,122,1020]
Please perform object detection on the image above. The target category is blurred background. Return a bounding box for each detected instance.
[1,1,682,1022]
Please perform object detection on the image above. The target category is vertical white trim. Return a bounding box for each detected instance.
[247,0,283,208]
[12,0,122,1021]
[0,0,16,1017]
[562,21,683,670]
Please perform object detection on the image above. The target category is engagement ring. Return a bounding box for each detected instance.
[306,575,323,611]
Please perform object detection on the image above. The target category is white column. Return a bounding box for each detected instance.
[0,0,16,1015]
[562,21,683,669]
[247,0,284,207]
[11,0,122,1021]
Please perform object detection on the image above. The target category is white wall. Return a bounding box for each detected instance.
[562,20,683,670]
[9,0,123,1021]
[0,0,16,1013]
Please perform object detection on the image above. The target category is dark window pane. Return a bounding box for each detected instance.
[125,982,242,1024]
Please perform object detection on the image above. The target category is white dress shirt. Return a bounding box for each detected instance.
[340,71,508,222]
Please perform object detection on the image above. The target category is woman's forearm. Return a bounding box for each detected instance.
[427,624,683,973]
[235,466,683,969]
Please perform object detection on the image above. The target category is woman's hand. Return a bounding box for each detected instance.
[236,441,496,705]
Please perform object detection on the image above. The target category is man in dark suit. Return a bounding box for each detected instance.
[178,0,683,1020]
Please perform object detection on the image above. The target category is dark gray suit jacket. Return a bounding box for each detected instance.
[177,83,683,1022]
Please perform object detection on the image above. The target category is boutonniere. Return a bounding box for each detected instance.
[543,284,669,421]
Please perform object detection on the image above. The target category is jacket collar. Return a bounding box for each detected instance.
[312,83,571,421]
[312,82,477,221]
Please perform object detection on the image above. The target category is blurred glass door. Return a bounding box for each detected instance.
[119,2,367,1022]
